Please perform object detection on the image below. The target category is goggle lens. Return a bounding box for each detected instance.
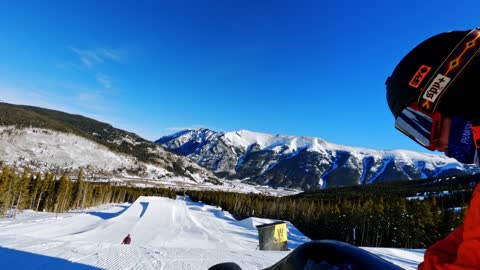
[395,105,442,150]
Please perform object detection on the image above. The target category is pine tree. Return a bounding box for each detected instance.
[29,172,42,210]
[0,166,12,217]
[71,169,85,209]
[36,172,54,211]
[13,167,32,218]
[0,166,16,217]
[54,174,71,213]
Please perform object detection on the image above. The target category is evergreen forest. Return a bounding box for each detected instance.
[1,164,478,249]
[0,166,176,218]
[187,174,480,249]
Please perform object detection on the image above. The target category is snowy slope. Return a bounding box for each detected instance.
[157,128,474,189]
[0,126,148,172]
[0,196,424,270]
[161,129,446,160]
[0,126,219,187]
[0,126,302,195]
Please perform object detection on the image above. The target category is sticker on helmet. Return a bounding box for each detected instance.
[409,65,432,88]
[422,74,451,103]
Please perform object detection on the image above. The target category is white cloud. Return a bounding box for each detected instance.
[96,73,112,89]
[71,47,122,68]
[70,47,123,90]
[75,92,98,103]
[101,49,121,61]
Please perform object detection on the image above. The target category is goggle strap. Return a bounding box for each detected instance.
[417,29,480,113]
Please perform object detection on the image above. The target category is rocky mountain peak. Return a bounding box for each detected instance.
[156,128,473,190]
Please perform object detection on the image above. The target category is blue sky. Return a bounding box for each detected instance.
[1,0,479,153]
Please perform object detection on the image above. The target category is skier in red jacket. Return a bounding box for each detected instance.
[121,234,131,245]
[386,28,480,269]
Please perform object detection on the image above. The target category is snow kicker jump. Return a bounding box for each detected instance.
[60,196,262,250]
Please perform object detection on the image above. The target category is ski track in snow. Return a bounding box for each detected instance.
[0,196,423,270]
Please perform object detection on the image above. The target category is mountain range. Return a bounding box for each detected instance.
[156,128,476,190]
[0,102,476,191]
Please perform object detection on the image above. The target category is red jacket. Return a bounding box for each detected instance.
[419,183,480,270]
[122,235,131,245]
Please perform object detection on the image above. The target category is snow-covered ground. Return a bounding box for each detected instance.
[0,126,146,173]
[0,126,304,196]
[0,196,424,269]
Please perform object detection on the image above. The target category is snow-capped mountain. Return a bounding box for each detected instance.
[156,128,476,190]
[0,103,219,187]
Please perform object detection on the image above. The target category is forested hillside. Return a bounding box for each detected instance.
[187,173,480,248]
[0,102,218,182]
[0,165,176,218]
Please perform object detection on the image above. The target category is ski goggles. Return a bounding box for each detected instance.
[395,103,442,150]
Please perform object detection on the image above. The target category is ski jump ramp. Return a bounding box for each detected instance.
[62,196,262,250]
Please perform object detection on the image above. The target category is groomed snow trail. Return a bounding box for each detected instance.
[0,196,423,269]
[0,196,292,269]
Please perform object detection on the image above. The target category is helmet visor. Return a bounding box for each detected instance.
[395,104,442,150]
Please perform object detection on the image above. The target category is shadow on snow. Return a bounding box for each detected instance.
[139,202,149,218]
[0,247,102,270]
[86,205,129,220]
[87,201,149,220]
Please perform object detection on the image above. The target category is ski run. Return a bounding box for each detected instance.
[0,196,424,269]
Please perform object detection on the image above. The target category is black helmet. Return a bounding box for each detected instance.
[386,29,479,120]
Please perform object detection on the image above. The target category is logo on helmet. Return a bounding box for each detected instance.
[422,74,451,103]
[409,65,432,88]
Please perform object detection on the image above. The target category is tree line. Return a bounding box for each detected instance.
[1,162,477,249]
[187,173,479,249]
[0,165,176,218]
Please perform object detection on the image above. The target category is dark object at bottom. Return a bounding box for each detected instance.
[208,240,405,270]
[208,262,242,270]
[265,240,405,270]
